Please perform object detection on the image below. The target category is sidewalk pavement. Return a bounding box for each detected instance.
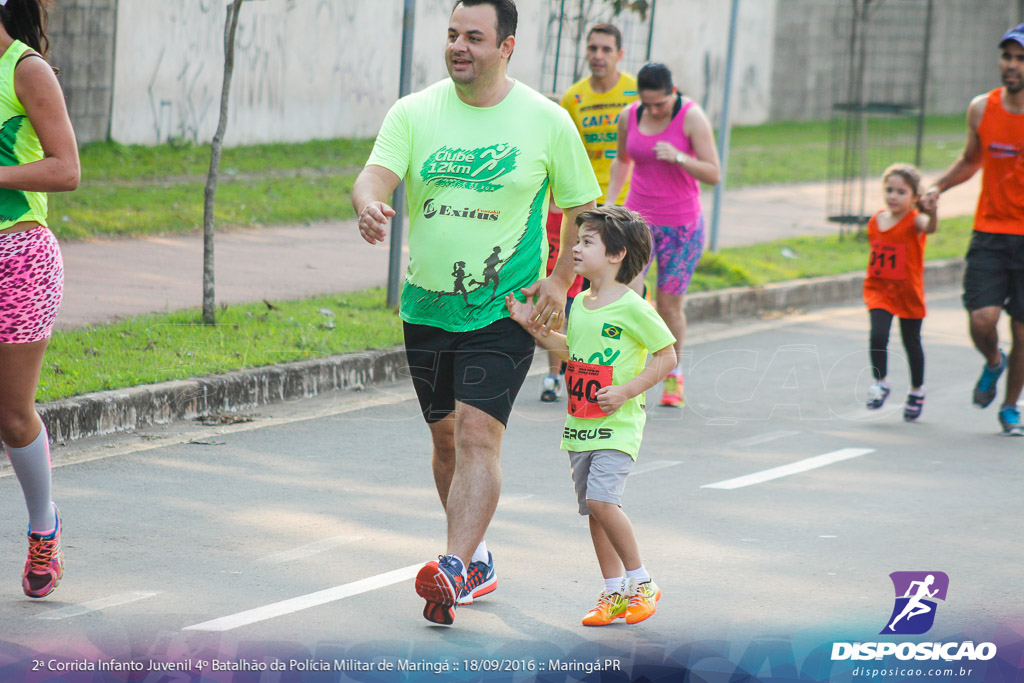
[41,175,981,442]
[57,175,981,328]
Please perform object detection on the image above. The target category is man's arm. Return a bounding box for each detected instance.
[522,200,597,333]
[603,106,633,205]
[352,164,402,244]
[921,95,986,211]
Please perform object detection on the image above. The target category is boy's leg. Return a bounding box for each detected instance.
[588,513,625,579]
[587,500,642,571]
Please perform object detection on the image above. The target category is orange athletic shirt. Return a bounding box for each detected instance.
[975,88,1024,235]
[864,210,927,319]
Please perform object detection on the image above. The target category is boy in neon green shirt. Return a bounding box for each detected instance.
[505,206,676,626]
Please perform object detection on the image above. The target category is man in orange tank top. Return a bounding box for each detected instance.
[921,23,1024,436]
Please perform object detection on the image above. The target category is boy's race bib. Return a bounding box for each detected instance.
[565,360,614,418]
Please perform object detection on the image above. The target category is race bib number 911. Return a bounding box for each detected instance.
[869,242,907,280]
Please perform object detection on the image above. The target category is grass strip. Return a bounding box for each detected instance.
[39,289,403,403]
[686,214,972,291]
[39,216,974,403]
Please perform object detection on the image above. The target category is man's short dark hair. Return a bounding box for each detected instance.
[453,0,518,44]
[575,206,651,284]
[588,23,622,51]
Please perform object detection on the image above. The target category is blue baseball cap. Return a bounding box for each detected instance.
[1000,22,1024,49]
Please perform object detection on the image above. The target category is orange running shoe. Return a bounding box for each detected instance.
[415,555,466,625]
[660,373,684,407]
[23,507,63,599]
[625,578,661,624]
[581,590,628,626]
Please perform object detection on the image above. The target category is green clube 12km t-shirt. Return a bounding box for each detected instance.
[366,79,600,332]
[561,289,676,460]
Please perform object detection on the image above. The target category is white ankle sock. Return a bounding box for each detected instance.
[471,541,488,564]
[625,565,650,583]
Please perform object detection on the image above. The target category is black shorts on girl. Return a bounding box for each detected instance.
[403,317,535,426]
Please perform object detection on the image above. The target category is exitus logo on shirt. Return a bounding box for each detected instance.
[420,144,519,193]
[422,198,500,222]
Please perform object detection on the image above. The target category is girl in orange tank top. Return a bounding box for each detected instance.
[863,164,938,421]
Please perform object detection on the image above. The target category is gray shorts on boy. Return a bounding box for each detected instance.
[568,449,635,515]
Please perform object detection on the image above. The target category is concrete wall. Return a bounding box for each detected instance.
[47,0,116,144]
[770,0,1019,122]
[648,0,776,124]
[106,0,550,145]
[102,0,773,145]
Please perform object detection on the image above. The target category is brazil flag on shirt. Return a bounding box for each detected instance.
[366,79,600,332]
[561,289,675,460]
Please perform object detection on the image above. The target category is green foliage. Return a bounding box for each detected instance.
[604,0,650,19]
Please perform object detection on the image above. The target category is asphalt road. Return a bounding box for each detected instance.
[2,291,1022,681]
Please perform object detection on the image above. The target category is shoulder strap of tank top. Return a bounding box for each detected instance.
[16,52,42,67]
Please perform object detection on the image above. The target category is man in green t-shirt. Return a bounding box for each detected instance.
[352,0,600,626]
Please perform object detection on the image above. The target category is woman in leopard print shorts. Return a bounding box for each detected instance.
[0,0,80,599]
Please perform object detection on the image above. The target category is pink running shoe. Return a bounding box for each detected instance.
[660,373,684,407]
[23,506,63,599]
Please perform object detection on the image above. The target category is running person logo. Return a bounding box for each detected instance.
[880,571,949,635]
[420,144,519,192]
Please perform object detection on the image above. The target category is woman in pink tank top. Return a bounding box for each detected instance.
[605,63,721,407]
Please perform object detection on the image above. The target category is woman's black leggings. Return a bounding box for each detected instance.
[869,308,924,387]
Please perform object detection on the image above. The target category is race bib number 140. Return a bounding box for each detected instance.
[565,360,614,418]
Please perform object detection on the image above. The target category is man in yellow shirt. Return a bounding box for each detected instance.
[561,23,638,205]
[540,23,638,403]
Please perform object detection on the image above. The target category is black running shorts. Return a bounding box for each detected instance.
[403,317,535,426]
[963,231,1024,321]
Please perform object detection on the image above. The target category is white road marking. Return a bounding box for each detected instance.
[632,460,682,475]
[728,430,800,448]
[38,591,160,620]
[257,535,364,564]
[498,493,534,506]
[183,564,421,632]
[701,447,875,489]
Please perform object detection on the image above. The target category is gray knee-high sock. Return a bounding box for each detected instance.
[5,424,56,534]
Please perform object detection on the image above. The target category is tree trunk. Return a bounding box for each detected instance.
[202,0,245,325]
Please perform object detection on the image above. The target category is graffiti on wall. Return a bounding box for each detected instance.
[131,0,405,144]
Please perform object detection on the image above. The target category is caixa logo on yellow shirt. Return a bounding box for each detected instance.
[420,143,519,193]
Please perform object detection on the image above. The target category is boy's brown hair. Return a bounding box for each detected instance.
[575,206,651,283]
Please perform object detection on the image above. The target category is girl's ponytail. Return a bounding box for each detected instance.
[0,0,51,56]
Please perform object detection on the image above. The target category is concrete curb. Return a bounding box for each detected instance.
[685,257,964,322]
[39,350,408,443]
[38,258,965,443]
